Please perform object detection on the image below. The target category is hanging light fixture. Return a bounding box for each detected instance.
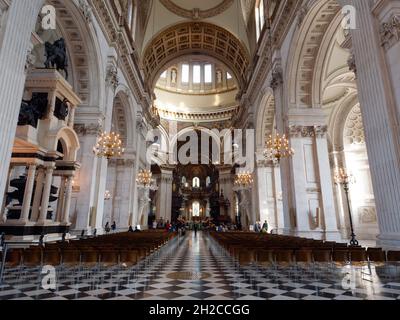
[136,169,158,190]
[104,190,112,201]
[233,171,254,190]
[264,133,294,163]
[93,131,125,160]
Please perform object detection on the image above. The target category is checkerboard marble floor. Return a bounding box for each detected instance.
[1,232,400,300]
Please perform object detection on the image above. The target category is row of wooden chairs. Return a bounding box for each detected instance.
[1,231,176,277]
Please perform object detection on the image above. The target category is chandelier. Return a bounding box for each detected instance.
[264,133,294,163]
[104,190,112,200]
[136,169,158,190]
[334,167,355,187]
[93,131,125,160]
[234,172,254,190]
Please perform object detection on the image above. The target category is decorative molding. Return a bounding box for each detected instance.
[347,52,357,76]
[78,0,93,23]
[380,14,400,50]
[358,206,377,224]
[344,105,365,145]
[105,63,119,91]
[73,123,102,136]
[270,65,283,90]
[156,106,239,123]
[159,0,234,20]
[288,125,328,139]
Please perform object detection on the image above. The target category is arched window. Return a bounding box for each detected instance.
[193,177,200,188]
[255,0,265,41]
[192,201,200,217]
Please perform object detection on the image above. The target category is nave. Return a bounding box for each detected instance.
[1,232,399,301]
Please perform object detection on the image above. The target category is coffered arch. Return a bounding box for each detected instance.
[287,0,341,108]
[143,22,250,91]
[36,0,103,107]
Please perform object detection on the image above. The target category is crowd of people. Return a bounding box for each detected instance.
[105,217,270,235]
[254,220,269,233]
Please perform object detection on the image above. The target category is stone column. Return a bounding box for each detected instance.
[270,64,293,234]
[37,166,54,224]
[314,126,341,241]
[19,164,37,223]
[55,177,66,222]
[0,166,13,223]
[73,123,100,232]
[0,0,44,209]
[157,168,173,222]
[61,176,73,224]
[31,167,45,222]
[218,166,234,219]
[338,0,400,247]
[90,57,119,234]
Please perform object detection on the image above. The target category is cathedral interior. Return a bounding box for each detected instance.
[0,0,400,302]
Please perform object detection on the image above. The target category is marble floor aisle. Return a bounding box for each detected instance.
[0,232,400,300]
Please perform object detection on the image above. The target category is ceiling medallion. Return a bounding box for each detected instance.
[160,0,234,20]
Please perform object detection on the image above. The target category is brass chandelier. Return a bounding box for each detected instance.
[93,131,125,160]
[233,171,254,190]
[136,169,158,190]
[264,133,294,163]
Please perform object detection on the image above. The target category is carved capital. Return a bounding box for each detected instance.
[380,14,400,50]
[270,66,283,90]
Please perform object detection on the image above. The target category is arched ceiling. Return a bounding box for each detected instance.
[143,21,250,91]
[142,0,250,53]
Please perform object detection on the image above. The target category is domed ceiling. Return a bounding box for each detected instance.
[142,0,251,125]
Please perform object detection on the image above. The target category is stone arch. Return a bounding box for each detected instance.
[33,0,103,107]
[286,0,341,108]
[143,21,250,91]
[255,88,275,151]
[113,86,136,148]
[54,126,81,161]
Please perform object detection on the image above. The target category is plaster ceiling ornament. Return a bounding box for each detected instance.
[344,105,365,145]
[143,22,250,90]
[160,0,234,20]
[78,0,93,23]
[105,64,119,91]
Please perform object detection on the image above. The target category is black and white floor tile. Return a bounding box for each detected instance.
[0,232,400,300]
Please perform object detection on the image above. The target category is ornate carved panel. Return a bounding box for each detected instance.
[160,0,234,20]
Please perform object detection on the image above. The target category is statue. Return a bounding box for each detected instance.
[171,69,177,84]
[216,70,222,84]
[44,38,69,80]
[18,93,48,128]
[54,98,69,121]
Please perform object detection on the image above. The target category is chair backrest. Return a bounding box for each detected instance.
[5,249,23,267]
[350,249,367,262]
[120,250,138,265]
[81,250,99,264]
[275,250,294,263]
[61,250,81,265]
[100,251,119,264]
[387,251,400,262]
[312,250,332,263]
[23,248,43,267]
[367,248,386,262]
[256,250,275,264]
[43,250,61,266]
[295,250,313,263]
[332,250,350,262]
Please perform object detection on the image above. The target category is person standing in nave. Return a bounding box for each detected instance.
[105,222,111,234]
